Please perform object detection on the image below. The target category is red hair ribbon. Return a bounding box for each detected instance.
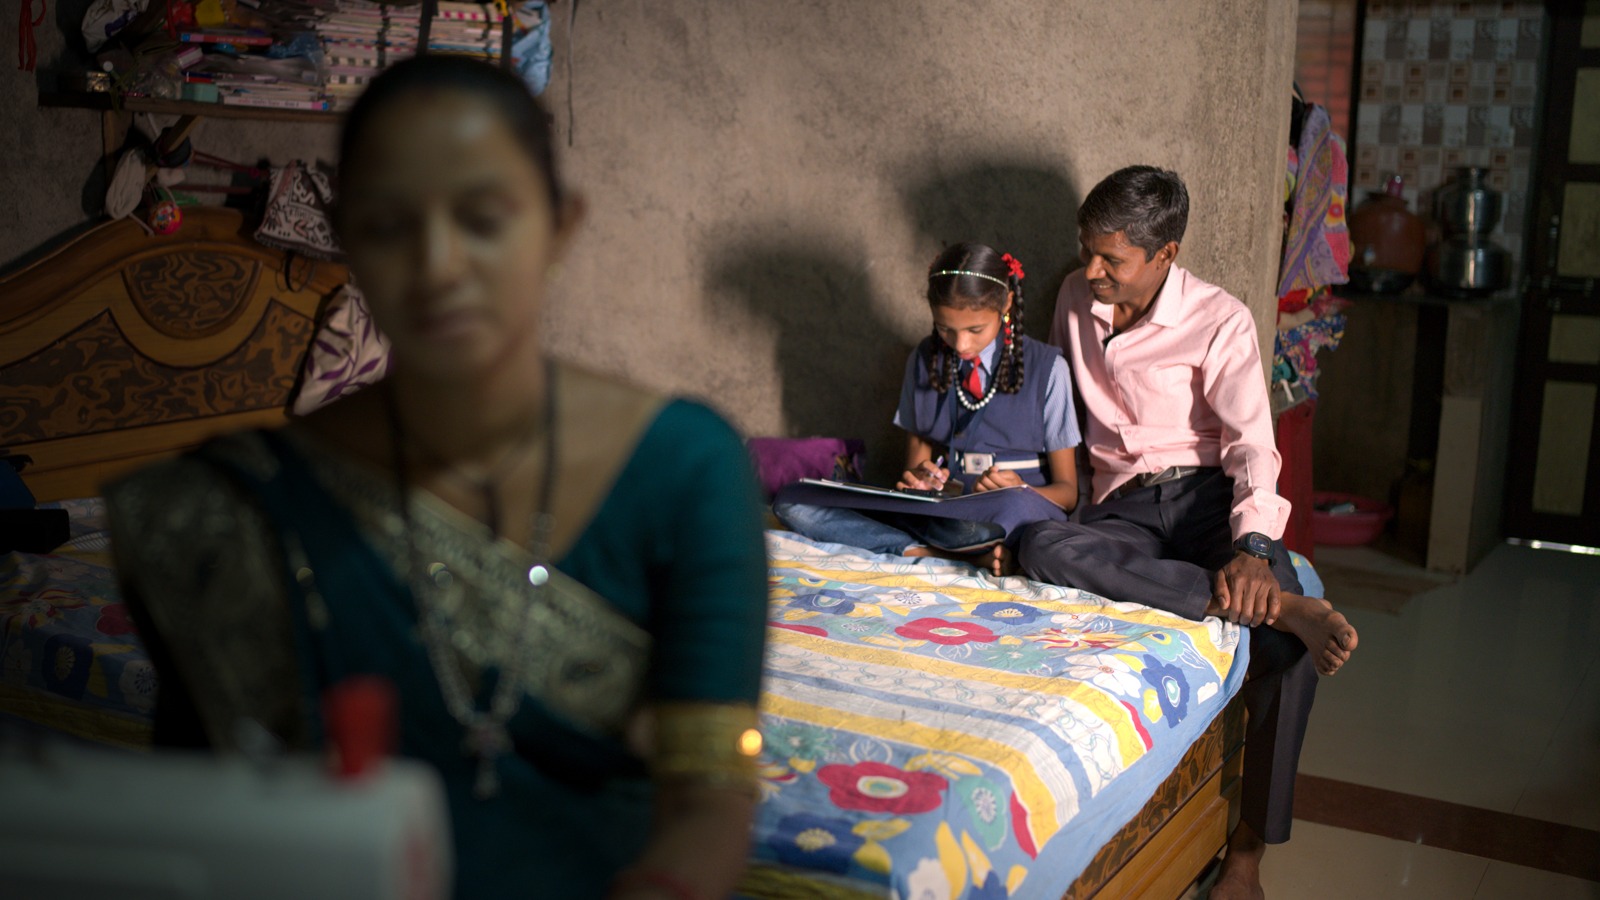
[1002,253,1025,280]
[18,0,46,72]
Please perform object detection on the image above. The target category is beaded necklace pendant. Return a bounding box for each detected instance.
[389,367,559,800]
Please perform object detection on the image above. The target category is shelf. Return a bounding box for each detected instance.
[39,89,339,124]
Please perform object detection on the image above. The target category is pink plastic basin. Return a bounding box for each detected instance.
[1310,491,1393,546]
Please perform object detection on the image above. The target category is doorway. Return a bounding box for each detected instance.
[1504,0,1600,549]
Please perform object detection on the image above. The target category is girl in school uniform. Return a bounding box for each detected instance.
[774,242,1080,572]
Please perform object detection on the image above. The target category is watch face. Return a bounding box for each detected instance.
[1243,533,1273,558]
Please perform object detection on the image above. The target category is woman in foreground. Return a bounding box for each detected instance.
[109,56,769,900]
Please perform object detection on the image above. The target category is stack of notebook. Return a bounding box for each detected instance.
[315,0,423,109]
[169,3,330,110]
[426,1,511,62]
[171,2,527,112]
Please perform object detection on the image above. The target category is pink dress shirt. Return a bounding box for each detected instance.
[1050,265,1290,541]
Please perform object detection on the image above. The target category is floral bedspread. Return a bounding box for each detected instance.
[0,499,154,747]
[744,532,1250,900]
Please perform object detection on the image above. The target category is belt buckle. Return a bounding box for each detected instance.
[1143,466,1181,488]
[961,452,994,475]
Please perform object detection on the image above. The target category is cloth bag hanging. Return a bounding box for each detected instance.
[255,161,344,261]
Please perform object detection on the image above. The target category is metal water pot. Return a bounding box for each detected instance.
[1430,238,1510,295]
[1435,167,1502,236]
[1427,168,1512,296]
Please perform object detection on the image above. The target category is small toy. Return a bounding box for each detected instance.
[149,198,182,235]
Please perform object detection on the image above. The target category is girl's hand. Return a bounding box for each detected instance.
[974,467,1024,493]
[897,461,949,491]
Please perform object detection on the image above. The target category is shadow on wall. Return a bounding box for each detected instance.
[895,160,1082,339]
[707,240,909,483]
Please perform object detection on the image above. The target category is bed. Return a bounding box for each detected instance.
[1,208,347,747]
[0,209,1274,899]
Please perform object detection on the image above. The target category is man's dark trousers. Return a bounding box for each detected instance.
[1016,467,1316,844]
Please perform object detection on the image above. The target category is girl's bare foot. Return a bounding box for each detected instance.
[975,543,1018,578]
[904,543,1013,578]
[1272,594,1359,675]
[947,542,1016,578]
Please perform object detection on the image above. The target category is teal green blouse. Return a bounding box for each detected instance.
[115,399,769,900]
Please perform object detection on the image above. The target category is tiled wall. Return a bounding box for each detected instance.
[1353,1,1545,277]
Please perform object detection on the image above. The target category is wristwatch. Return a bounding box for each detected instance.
[1234,532,1274,563]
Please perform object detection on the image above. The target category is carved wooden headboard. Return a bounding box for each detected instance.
[0,208,348,501]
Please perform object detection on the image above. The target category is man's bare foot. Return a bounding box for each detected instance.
[1272,593,1359,676]
[1207,821,1265,900]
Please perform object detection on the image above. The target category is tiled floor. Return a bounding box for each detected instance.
[1258,542,1600,898]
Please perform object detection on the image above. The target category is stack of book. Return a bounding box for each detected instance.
[427,2,510,61]
[188,63,333,112]
[172,2,333,111]
[149,2,524,112]
[182,44,323,107]
[315,0,422,109]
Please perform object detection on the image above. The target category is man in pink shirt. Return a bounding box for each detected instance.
[1017,167,1358,900]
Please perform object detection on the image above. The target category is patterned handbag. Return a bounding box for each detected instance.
[255,160,343,261]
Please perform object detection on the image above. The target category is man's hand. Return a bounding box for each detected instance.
[974,467,1024,493]
[1212,553,1279,627]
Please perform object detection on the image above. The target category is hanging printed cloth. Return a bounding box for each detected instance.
[1275,287,1350,393]
[1278,102,1351,303]
[255,161,343,261]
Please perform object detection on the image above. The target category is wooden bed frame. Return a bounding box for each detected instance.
[1063,696,1244,899]
[0,207,348,501]
[0,208,1241,899]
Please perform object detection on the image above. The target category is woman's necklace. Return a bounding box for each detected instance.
[402,409,548,540]
[387,364,559,799]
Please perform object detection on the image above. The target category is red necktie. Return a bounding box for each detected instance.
[963,360,983,397]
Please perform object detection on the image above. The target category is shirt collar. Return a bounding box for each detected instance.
[1087,265,1186,330]
[1147,266,1186,327]
[973,335,1000,371]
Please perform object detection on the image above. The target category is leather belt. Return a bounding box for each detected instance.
[1108,466,1205,500]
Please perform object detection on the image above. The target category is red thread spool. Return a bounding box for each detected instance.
[323,675,398,779]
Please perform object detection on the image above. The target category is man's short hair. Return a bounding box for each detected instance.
[1077,166,1189,261]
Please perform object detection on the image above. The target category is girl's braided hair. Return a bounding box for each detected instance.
[923,242,1025,394]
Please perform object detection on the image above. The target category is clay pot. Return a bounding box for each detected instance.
[1348,179,1427,293]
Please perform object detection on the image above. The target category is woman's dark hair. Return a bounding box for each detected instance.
[1077,166,1188,260]
[338,54,564,214]
[923,242,1026,395]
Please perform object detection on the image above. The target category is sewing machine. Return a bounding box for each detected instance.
[0,737,452,900]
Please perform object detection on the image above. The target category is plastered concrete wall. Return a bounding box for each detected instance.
[6,2,1295,483]
[546,1,1296,477]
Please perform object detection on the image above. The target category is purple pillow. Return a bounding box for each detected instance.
[746,437,866,498]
